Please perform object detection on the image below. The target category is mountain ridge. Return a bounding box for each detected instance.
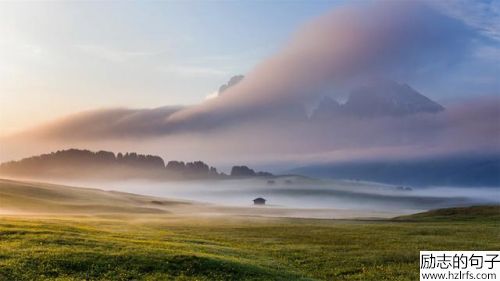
[311,80,445,120]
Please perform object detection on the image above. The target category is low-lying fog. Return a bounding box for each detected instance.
[59,177,500,216]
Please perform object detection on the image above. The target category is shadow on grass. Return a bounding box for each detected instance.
[0,251,310,281]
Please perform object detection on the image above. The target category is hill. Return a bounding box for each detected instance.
[393,205,500,222]
[0,149,272,181]
[2,178,372,219]
[0,178,194,215]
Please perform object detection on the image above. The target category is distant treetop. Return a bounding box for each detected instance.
[0,148,273,181]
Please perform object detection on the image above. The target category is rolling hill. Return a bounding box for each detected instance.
[0,178,192,215]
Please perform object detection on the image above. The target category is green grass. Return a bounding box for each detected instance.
[0,178,190,215]
[0,209,498,281]
[393,205,500,222]
[1,179,498,280]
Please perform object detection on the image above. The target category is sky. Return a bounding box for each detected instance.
[0,0,499,168]
[0,0,342,134]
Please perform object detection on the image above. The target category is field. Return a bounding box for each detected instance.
[0,179,499,280]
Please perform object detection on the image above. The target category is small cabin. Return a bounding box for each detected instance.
[253,197,266,205]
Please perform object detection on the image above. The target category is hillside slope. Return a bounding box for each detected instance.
[0,178,192,214]
[0,207,499,280]
[393,205,500,222]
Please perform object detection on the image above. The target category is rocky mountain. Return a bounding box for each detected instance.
[218,75,244,94]
[311,80,445,119]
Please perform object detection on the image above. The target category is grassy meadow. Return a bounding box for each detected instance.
[0,179,499,280]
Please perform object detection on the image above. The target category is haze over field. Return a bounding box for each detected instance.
[0,0,498,220]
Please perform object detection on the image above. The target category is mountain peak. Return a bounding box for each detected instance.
[218,75,244,94]
[344,80,445,117]
[311,80,444,119]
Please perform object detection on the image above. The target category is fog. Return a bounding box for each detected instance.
[48,177,500,218]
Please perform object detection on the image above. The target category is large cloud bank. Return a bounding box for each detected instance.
[2,1,499,166]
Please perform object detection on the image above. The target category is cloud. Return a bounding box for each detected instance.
[205,91,219,100]
[163,1,477,130]
[203,75,245,100]
[18,106,182,139]
[431,0,500,41]
[3,1,499,166]
[13,1,483,137]
[7,94,498,167]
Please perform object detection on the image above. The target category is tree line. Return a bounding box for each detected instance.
[0,149,273,180]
